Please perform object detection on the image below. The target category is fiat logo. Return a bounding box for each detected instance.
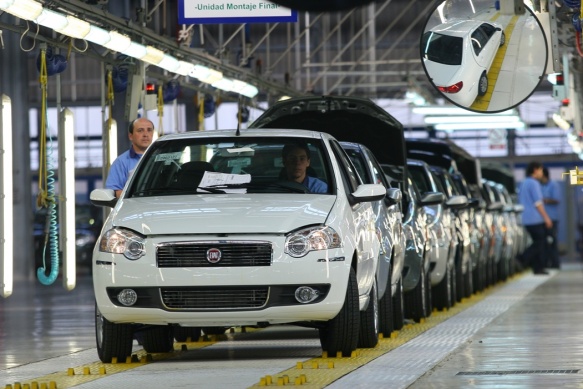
[206,248,222,263]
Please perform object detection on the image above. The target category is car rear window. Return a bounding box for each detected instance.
[422,31,463,66]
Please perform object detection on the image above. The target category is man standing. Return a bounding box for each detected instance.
[105,118,154,198]
[541,167,561,269]
[518,161,553,275]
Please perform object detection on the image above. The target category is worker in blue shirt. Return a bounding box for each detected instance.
[105,118,154,198]
[282,143,328,193]
[541,167,561,269]
[518,161,553,275]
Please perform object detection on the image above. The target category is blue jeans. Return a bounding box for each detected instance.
[524,223,546,273]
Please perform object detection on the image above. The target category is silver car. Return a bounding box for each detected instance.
[341,141,405,335]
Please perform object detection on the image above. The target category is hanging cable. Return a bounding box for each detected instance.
[36,47,60,286]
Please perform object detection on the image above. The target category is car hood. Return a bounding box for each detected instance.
[250,95,406,168]
[110,195,336,235]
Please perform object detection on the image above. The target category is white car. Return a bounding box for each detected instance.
[90,129,386,362]
[422,19,505,107]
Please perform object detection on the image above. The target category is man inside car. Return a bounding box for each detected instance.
[282,143,328,193]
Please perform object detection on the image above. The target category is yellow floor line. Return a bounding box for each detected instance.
[247,273,524,389]
[3,334,222,389]
[471,14,519,111]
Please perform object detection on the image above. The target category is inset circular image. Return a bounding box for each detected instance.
[420,1,548,112]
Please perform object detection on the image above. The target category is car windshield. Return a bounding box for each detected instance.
[422,31,463,66]
[128,136,333,197]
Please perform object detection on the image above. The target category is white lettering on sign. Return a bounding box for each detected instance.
[182,0,292,19]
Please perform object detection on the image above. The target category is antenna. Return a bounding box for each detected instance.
[236,95,241,136]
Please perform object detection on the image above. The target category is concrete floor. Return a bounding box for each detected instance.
[2,261,583,388]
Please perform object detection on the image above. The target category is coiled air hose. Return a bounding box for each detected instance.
[36,47,60,285]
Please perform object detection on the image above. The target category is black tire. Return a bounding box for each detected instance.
[174,327,202,342]
[463,262,473,298]
[404,266,429,322]
[392,277,404,331]
[432,264,452,311]
[358,281,379,348]
[379,280,395,337]
[319,267,359,357]
[500,31,506,46]
[478,72,488,96]
[95,303,133,363]
[455,249,465,303]
[142,325,174,353]
[202,326,229,335]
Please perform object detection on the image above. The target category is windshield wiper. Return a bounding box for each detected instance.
[206,181,308,193]
[132,186,226,196]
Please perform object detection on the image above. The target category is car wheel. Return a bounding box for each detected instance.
[455,249,465,303]
[142,325,175,353]
[358,280,379,348]
[478,72,488,96]
[202,326,229,336]
[392,277,404,330]
[500,31,506,46]
[95,303,133,363]
[319,267,359,357]
[432,263,452,311]
[464,261,474,298]
[174,327,202,342]
[379,279,395,337]
[404,265,429,322]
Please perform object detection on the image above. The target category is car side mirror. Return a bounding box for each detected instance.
[513,204,524,213]
[349,184,386,205]
[420,191,445,206]
[90,188,118,208]
[445,195,469,209]
[385,187,402,206]
[487,201,504,212]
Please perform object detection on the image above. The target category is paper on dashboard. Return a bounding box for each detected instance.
[199,171,251,193]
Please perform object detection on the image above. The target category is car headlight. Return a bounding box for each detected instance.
[285,226,342,258]
[99,228,145,260]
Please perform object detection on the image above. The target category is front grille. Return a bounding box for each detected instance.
[161,287,269,309]
[156,241,272,267]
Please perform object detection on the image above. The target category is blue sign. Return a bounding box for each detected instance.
[178,0,298,24]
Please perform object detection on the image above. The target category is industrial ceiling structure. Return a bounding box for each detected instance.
[0,0,581,131]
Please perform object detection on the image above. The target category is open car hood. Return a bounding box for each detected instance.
[250,95,408,188]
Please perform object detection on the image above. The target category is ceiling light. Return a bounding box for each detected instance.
[158,54,179,72]
[175,61,196,76]
[122,42,147,59]
[212,77,234,91]
[425,115,521,125]
[141,46,165,65]
[103,31,131,53]
[84,25,111,45]
[0,0,43,21]
[412,106,515,116]
[231,80,259,98]
[56,15,91,39]
[36,9,68,30]
[190,65,223,84]
[434,122,526,131]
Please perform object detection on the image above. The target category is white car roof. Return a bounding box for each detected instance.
[158,128,331,141]
[429,19,496,38]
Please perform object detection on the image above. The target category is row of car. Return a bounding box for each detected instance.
[88,96,528,363]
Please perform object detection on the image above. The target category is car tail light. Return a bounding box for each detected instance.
[438,81,463,94]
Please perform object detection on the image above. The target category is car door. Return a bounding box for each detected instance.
[330,140,378,297]
[470,26,492,71]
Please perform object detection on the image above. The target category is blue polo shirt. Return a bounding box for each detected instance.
[541,179,560,221]
[518,177,544,226]
[303,176,328,193]
[105,147,143,191]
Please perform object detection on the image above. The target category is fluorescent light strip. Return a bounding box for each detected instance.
[103,31,131,52]
[122,42,147,59]
[412,106,515,116]
[158,54,179,72]
[141,46,165,65]
[84,25,111,45]
[60,108,76,291]
[425,115,521,124]
[56,15,91,39]
[0,0,43,21]
[36,9,68,30]
[0,94,13,298]
[434,122,526,131]
[175,61,196,76]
